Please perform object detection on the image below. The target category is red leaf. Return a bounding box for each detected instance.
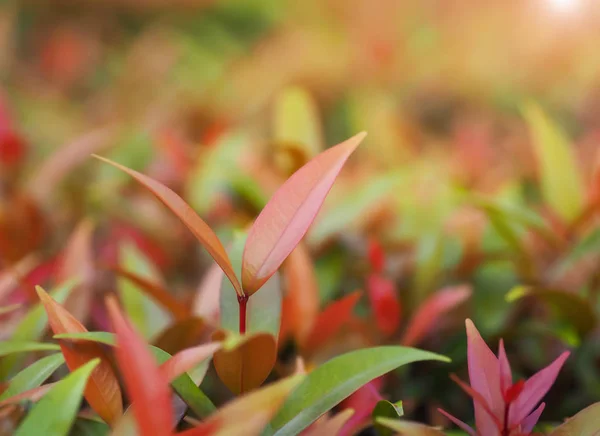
[242,132,366,295]
[367,239,386,274]
[366,274,401,337]
[106,295,173,436]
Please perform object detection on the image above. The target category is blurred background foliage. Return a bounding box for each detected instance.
[1,0,600,431]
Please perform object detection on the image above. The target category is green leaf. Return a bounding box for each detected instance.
[506,286,596,338]
[53,332,216,418]
[0,353,65,401]
[70,418,110,436]
[522,102,584,222]
[0,341,60,356]
[0,280,76,379]
[555,228,600,277]
[220,231,282,338]
[268,346,449,436]
[373,400,404,436]
[548,402,600,435]
[374,417,446,435]
[413,233,444,305]
[118,243,171,340]
[15,358,100,436]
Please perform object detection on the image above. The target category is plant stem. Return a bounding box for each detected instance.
[238,295,248,334]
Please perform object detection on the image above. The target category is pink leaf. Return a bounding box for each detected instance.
[401,285,471,346]
[520,402,545,433]
[511,351,569,426]
[193,263,223,325]
[437,409,477,436]
[241,132,366,295]
[338,381,383,436]
[159,342,221,383]
[497,339,512,395]
[465,319,503,436]
[106,296,173,436]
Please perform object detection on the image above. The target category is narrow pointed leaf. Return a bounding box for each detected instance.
[548,402,600,436]
[93,155,242,296]
[15,359,99,436]
[269,346,449,436]
[242,132,366,295]
[71,417,111,436]
[159,343,221,383]
[0,353,64,401]
[106,297,173,436]
[0,383,57,407]
[36,286,123,425]
[0,341,59,356]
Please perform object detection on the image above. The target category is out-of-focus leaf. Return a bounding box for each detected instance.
[0,255,39,303]
[523,102,584,222]
[401,285,471,346]
[93,155,242,296]
[110,266,189,321]
[180,375,303,436]
[0,341,59,356]
[55,331,217,419]
[153,317,206,355]
[374,417,446,435]
[70,417,110,436]
[0,383,56,407]
[36,286,123,425]
[305,409,355,436]
[0,280,75,379]
[279,244,319,347]
[106,296,173,435]
[303,292,361,353]
[413,233,444,304]
[219,231,282,338]
[193,263,223,325]
[159,342,221,385]
[118,243,171,339]
[366,274,401,337]
[58,220,95,323]
[555,228,600,276]
[548,402,600,435]
[14,359,99,436]
[372,401,404,436]
[242,132,366,295]
[0,353,64,401]
[506,286,595,337]
[0,304,21,315]
[268,347,450,436]
[212,330,277,394]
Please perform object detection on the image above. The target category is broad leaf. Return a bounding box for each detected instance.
[15,359,99,436]
[242,132,366,295]
[548,402,600,435]
[93,155,242,296]
[36,286,123,425]
[0,353,64,401]
[523,102,584,222]
[269,346,450,436]
[372,400,404,436]
[153,317,207,355]
[159,343,221,385]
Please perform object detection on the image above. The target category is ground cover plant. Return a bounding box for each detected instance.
[1,1,600,435]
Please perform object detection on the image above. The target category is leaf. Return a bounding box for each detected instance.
[14,358,100,436]
[401,285,471,346]
[413,233,444,304]
[241,132,366,295]
[36,286,123,426]
[548,402,600,436]
[55,332,217,419]
[212,330,277,394]
[366,274,401,337]
[153,317,207,355]
[0,304,22,315]
[304,409,355,436]
[506,286,595,337]
[269,346,450,436]
[93,155,242,296]
[0,341,59,356]
[106,296,173,436]
[71,417,110,436]
[180,375,304,436]
[0,280,75,379]
[523,102,585,222]
[374,417,446,436]
[193,263,223,325]
[555,228,600,277]
[159,343,221,384]
[303,292,361,353]
[117,243,172,339]
[0,353,64,401]
[0,383,56,407]
[372,401,404,436]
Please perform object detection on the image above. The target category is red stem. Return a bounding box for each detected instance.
[238,295,248,334]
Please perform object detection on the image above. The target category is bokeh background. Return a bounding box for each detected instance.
[2,0,600,432]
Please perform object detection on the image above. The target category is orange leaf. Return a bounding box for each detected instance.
[303,291,362,353]
[159,342,221,382]
[279,244,319,347]
[180,375,303,436]
[212,331,277,395]
[242,132,366,295]
[35,287,123,425]
[401,285,471,346]
[58,220,95,322]
[93,155,242,297]
[109,265,189,321]
[106,296,173,436]
[153,317,207,355]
